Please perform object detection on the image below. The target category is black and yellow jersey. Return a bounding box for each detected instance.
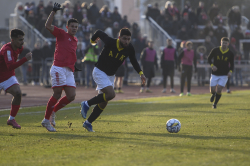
[91,30,142,76]
[208,46,234,76]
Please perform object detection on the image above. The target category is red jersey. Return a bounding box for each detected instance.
[52,26,78,71]
[0,43,26,83]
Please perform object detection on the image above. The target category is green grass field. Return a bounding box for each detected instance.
[0,91,250,166]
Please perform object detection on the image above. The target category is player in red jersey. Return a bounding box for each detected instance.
[0,29,32,129]
[41,3,79,132]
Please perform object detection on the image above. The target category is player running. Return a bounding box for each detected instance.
[0,29,32,129]
[208,37,234,109]
[80,28,146,132]
[41,2,79,132]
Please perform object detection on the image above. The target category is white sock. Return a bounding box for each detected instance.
[85,120,91,124]
[9,116,15,120]
[85,101,89,107]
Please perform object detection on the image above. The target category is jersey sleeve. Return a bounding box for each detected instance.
[51,26,64,38]
[207,48,216,66]
[91,30,112,46]
[3,49,27,71]
[128,47,142,74]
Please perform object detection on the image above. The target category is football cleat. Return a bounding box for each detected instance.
[162,89,166,93]
[49,111,56,127]
[179,93,183,97]
[170,89,176,93]
[80,101,89,119]
[212,104,217,109]
[7,119,21,129]
[41,119,56,132]
[83,121,95,132]
[186,92,192,96]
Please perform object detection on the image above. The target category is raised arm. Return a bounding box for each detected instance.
[45,3,62,33]
[90,30,112,45]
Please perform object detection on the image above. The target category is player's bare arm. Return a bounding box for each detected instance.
[45,3,62,32]
[140,74,146,86]
[212,65,217,71]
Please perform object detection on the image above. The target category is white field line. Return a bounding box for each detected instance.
[6,92,247,117]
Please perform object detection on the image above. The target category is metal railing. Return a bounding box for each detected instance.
[9,14,51,50]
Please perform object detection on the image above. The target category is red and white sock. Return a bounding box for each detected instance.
[53,96,71,113]
[44,96,58,120]
[9,105,20,120]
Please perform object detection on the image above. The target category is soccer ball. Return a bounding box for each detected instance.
[166,119,181,133]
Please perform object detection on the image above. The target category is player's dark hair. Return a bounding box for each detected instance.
[67,18,79,26]
[119,28,131,37]
[10,29,25,39]
[221,37,229,42]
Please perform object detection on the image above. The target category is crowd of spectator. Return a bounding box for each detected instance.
[6,0,250,87]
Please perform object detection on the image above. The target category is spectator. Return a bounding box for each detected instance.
[196,1,206,18]
[75,43,84,84]
[203,21,214,37]
[14,2,25,16]
[188,7,197,25]
[243,31,250,61]
[177,26,189,40]
[37,14,47,32]
[213,13,224,25]
[161,15,172,35]
[18,43,30,85]
[214,22,228,44]
[78,36,86,52]
[45,1,53,16]
[230,27,244,50]
[189,24,199,39]
[234,52,243,86]
[88,0,100,25]
[32,43,43,84]
[61,8,73,31]
[36,0,44,16]
[112,22,120,38]
[171,1,181,20]
[151,3,161,21]
[132,32,144,61]
[180,12,192,31]
[182,1,191,17]
[198,9,208,25]
[95,17,105,30]
[228,37,238,87]
[100,5,112,28]
[209,2,220,22]
[84,43,99,88]
[165,1,173,20]
[208,31,218,46]
[171,15,180,39]
[81,19,91,36]
[24,2,31,18]
[73,1,83,24]
[120,15,131,29]
[111,6,122,24]
[146,4,153,20]
[41,42,52,85]
[131,23,140,40]
[227,6,241,32]
[196,46,207,86]
[156,10,166,26]
[203,36,215,56]
[37,6,45,21]
[26,10,36,27]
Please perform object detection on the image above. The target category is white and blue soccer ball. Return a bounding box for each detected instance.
[166,119,181,133]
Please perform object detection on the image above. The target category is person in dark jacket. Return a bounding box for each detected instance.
[19,44,30,85]
[31,43,43,84]
[161,39,177,93]
[178,41,197,96]
[140,41,158,93]
[88,0,100,25]
[214,22,228,44]
[111,6,121,24]
[196,46,207,86]
[227,6,241,32]
[209,2,220,22]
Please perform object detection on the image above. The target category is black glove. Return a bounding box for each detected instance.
[53,3,62,13]
[74,65,82,72]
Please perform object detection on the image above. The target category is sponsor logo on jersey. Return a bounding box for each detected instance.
[7,50,12,61]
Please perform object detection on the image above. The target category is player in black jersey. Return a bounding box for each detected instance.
[207,37,234,109]
[80,28,146,132]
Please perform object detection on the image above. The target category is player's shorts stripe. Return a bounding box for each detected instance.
[103,93,107,102]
